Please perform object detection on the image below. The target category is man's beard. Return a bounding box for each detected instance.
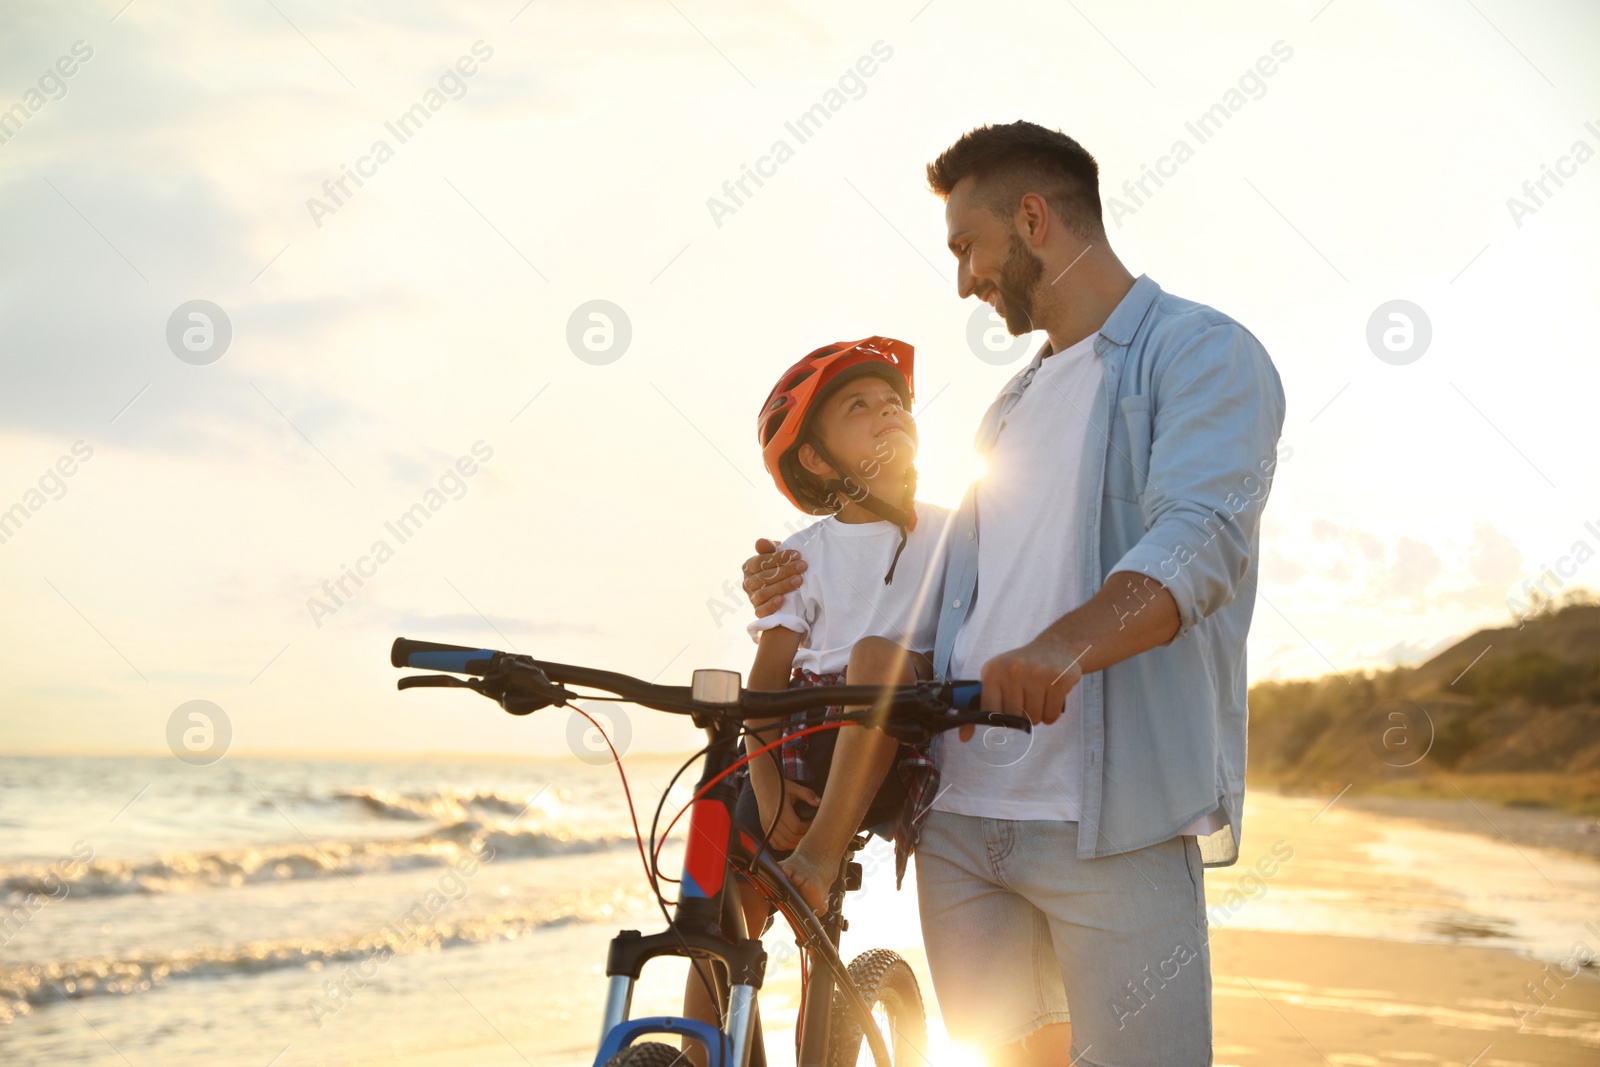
[994,229,1044,336]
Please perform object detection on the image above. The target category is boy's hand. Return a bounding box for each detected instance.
[742,538,807,618]
[753,778,822,851]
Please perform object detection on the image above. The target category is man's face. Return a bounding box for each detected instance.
[945,175,1044,336]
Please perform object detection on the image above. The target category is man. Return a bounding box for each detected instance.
[742,121,1285,1065]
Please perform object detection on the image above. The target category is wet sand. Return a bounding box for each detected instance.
[1213,929,1600,1066]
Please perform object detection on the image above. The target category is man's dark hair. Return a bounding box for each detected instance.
[927,121,1104,239]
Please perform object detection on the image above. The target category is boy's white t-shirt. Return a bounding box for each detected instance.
[748,501,955,673]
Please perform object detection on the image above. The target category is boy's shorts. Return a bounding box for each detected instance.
[732,718,911,856]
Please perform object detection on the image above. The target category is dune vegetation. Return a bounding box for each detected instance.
[1248,594,1600,814]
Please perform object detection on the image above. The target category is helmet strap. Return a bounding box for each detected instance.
[807,438,918,584]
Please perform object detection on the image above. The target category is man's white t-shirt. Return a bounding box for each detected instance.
[937,333,1103,822]
[749,502,955,672]
[935,333,1227,837]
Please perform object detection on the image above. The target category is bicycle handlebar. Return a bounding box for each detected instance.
[389,637,1027,743]
[392,637,689,702]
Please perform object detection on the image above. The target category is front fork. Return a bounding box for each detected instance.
[596,941,762,1067]
[596,722,767,1066]
[597,973,633,1038]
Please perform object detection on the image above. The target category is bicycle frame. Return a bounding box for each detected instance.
[593,714,891,1067]
[386,637,1025,1067]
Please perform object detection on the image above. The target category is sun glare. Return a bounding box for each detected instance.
[924,1032,991,1067]
[916,447,988,509]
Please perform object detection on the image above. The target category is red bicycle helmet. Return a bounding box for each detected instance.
[758,336,915,513]
[757,336,919,583]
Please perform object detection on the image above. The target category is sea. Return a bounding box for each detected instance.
[3,754,1599,1066]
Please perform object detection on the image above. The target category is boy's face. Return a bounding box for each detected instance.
[803,373,917,486]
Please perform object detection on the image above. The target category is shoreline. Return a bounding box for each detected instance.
[1311,789,1600,862]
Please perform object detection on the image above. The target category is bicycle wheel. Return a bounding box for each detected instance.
[826,949,927,1067]
[601,1041,691,1066]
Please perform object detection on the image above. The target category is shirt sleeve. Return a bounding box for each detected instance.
[1107,323,1287,644]
[746,538,818,644]
[748,605,809,642]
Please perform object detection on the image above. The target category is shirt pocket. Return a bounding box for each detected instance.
[1105,394,1152,504]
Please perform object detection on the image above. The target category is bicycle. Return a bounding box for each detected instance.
[389,637,1027,1067]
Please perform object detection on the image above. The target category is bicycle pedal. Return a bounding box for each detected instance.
[844,861,863,892]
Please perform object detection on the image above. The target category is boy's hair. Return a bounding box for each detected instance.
[926,121,1105,240]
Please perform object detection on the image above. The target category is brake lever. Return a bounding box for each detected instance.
[398,674,474,690]
[396,666,573,717]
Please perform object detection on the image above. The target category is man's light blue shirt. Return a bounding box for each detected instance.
[932,275,1287,867]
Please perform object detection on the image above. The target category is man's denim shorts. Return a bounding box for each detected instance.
[916,811,1212,1066]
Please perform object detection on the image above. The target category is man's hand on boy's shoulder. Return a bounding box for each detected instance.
[742,538,807,618]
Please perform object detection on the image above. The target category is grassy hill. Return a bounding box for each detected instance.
[1247,599,1600,814]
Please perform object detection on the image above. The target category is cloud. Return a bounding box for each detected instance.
[0,163,390,452]
[1311,517,1384,561]
[1298,516,1535,617]
[1465,521,1523,589]
[1385,536,1444,605]
[1261,540,1307,584]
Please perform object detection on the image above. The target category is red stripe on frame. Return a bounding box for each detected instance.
[682,798,731,899]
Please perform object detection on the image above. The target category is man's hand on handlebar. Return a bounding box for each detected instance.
[961,632,1087,741]
[742,538,807,619]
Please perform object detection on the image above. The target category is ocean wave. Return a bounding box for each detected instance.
[333,787,537,823]
[0,886,645,1025]
[0,823,624,902]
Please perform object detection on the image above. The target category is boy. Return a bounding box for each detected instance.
[681,335,953,1058]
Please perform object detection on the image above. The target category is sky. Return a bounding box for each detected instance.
[1,0,1596,758]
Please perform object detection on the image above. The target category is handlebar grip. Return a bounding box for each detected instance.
[795,801,818,821]
[949,682,982,711]
[391,637,500,674]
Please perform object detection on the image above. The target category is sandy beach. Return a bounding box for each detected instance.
[366,788,1600,1067]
